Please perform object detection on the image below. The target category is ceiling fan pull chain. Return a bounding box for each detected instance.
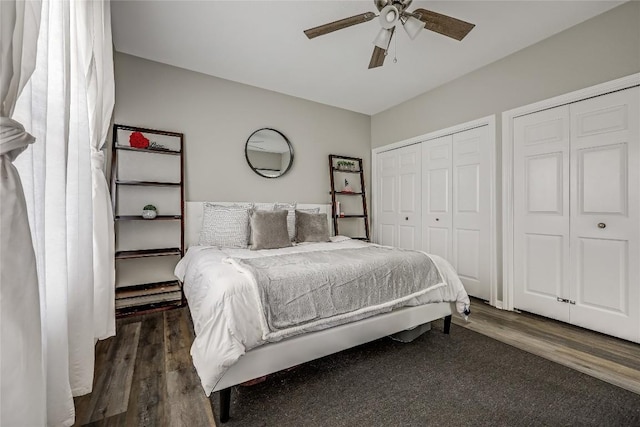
[393,30,398,63]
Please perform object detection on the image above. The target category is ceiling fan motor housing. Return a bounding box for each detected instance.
[375,0,412,12]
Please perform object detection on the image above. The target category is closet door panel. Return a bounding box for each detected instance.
[455,229,480,281]
[376,151,398,247]
[569,87,639,342]
[427,228,450,260]
[452,126,491,300]
[422,136,453,260]
[524,233,565,299]
[578,144,627,214]
[397,145,422,250]
[513,105,571,322]
[375,144,422,250]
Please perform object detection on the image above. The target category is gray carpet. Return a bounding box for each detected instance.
[214,321,640,426]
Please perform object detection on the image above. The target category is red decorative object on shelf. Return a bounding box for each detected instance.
[129,131,150,148]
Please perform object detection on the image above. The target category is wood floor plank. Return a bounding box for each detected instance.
[88,322,141,422]
[74,333,119,426]
[125,313,167,427]
[73,338,113,425]
[164,308,194,372]
[166,368,216,426]
[82,412,127,427]
[164,309,216,426]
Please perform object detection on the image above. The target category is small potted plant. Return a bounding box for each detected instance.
[142,204,157,219]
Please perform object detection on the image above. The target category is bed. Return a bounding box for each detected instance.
[177,201,471,423]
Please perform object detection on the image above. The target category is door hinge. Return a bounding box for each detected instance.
[556,297,576,304]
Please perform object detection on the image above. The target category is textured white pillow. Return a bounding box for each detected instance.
[199,203,253,248]
[274,202,297,241]
[253,202,275,211]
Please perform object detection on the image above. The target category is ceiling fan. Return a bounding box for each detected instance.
[303,0,475,69]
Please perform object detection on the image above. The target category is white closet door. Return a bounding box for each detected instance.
[568,87,640,342]
[377,150,399,247]
[513,106,571,322]
[376,144,422,249]
[422,135,453,260]
[452,126,492,300]
[397,144,422,249]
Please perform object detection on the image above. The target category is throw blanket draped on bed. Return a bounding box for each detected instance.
[225,246,445,340]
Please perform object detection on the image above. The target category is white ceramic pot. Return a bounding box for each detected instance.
[142,209,157,219]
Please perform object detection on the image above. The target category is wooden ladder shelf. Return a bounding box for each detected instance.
[328,154,370,241]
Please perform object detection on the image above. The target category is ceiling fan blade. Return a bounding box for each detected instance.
[368,46,387,69]
[304,12,376,39]
[368,26,394,69]
[412,8,475,41]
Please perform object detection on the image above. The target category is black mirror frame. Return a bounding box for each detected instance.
[245,128,294,179]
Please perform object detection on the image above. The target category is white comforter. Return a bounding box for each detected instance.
[175,237,470,395]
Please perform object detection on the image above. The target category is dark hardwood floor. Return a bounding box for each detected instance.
[73,309,215,426]
[74,298,640,426]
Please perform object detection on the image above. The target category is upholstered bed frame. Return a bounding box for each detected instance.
[184,202,454,423]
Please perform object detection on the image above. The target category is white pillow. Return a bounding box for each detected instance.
[274,202,297,241]
[253,202,275,211]
[199,203,253,248]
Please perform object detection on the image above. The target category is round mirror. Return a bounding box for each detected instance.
[245,128,294,178]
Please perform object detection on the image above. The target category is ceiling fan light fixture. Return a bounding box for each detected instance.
[402,15,423,40]
[378,5,399,29]
[372,27,392,50]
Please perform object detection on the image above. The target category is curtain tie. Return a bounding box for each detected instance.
[0,117,35,161]
[90,147,105,170]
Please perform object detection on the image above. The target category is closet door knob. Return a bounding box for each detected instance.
[435,218,440,221]
[405,217,409,221]
[597,223,606,229]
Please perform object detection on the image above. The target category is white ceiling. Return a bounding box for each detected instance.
[111,1,624,115]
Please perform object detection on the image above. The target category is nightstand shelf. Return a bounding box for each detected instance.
[115,248,182,259]
[115,215,181,221]
[111,124,185,316]
[331,191,363,196]
[114,145,181,155]
[115,180,181,187]
[331,167,361,174]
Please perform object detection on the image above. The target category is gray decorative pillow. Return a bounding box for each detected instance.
[199,203,253,248]
[250,210,292,250]
[249,202,275,244]
[296,208,320,238]
[274,202,297,241]
[295,210,330,243]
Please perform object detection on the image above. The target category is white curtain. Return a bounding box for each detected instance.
[9,0,115,425]
[80,1,116,340]
[0,1,46,426]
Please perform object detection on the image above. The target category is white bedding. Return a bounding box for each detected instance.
[175,237,470,395]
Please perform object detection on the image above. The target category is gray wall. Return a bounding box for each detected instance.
[371,1,640,148]
[113,52,371,204]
